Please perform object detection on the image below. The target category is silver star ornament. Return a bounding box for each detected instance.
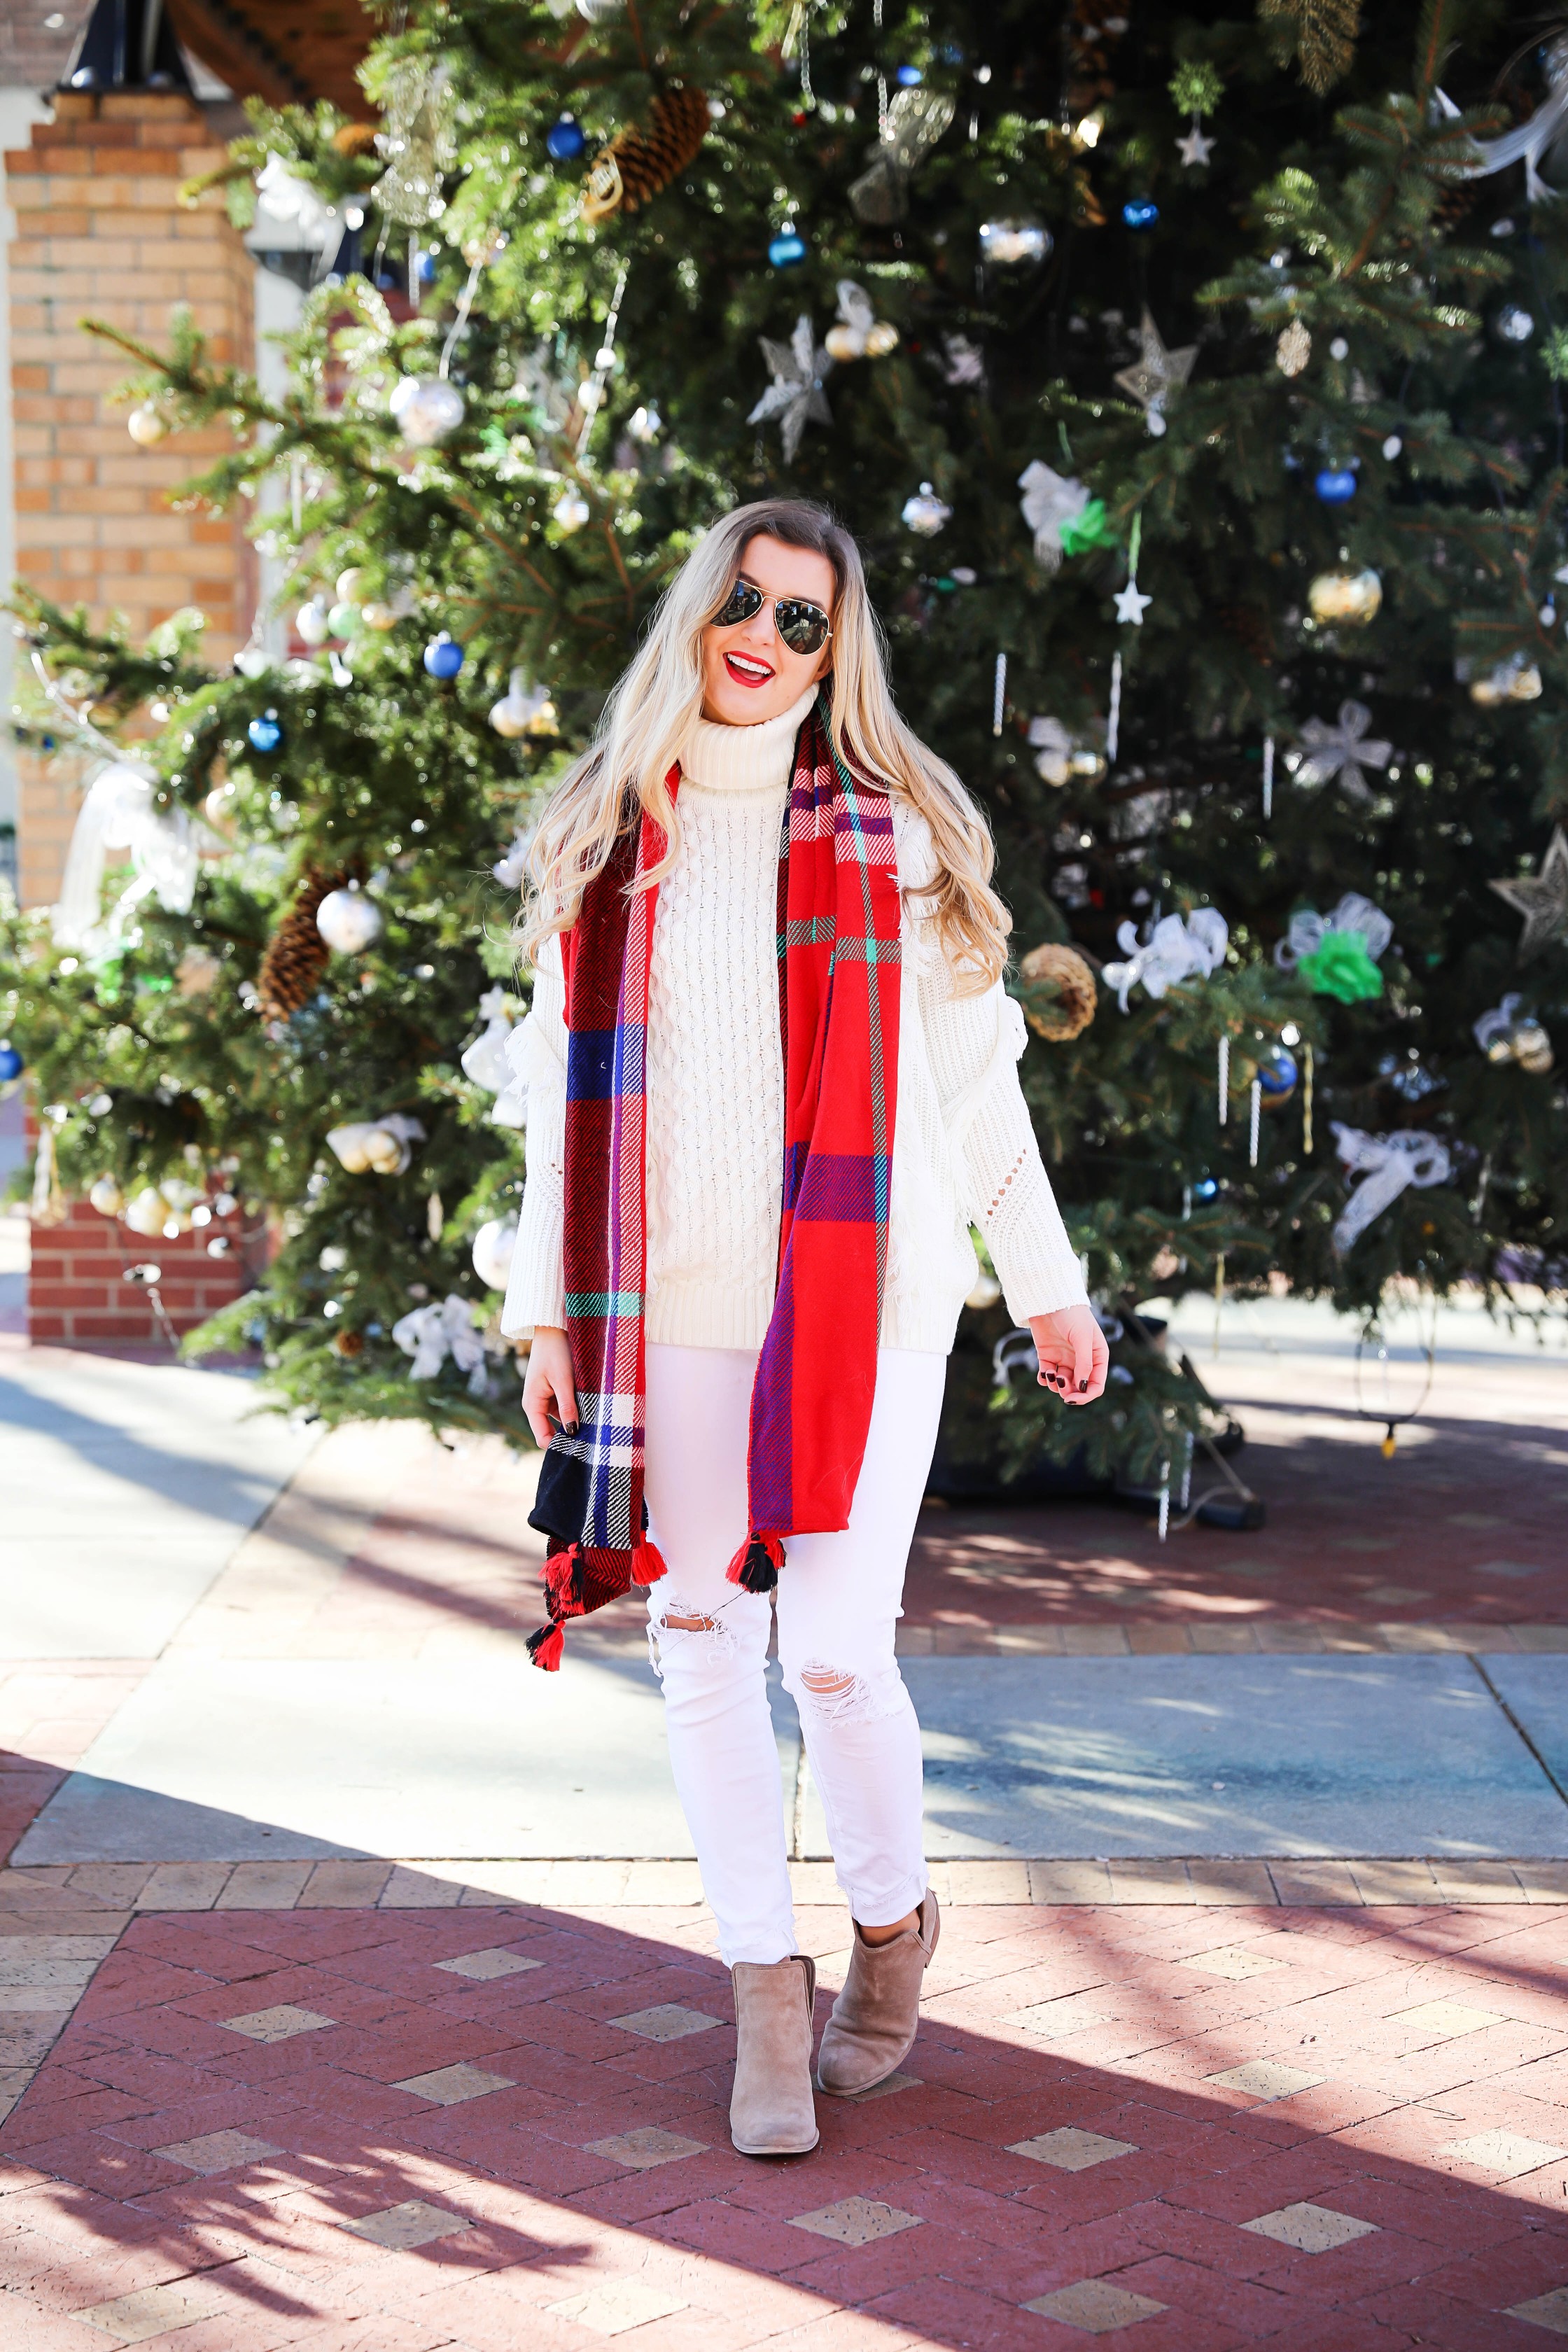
[1112,307,1198,436]
[1177,122,1216,166]
[748,314,834,465]
[1490,827,1568,960]
[1114,580,1152,625]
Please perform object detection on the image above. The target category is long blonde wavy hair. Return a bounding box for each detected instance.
[519,498,1010,988]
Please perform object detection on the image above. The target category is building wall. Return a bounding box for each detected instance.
[0,86,49,889]
[6,85,255,908]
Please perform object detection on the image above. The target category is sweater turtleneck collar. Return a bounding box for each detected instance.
[681,685,819,794]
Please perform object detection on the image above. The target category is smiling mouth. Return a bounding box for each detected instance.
[723,650,776,686]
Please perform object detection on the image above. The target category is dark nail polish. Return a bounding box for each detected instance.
[566,1420,579,1438]
[1078,1379,1088,1392]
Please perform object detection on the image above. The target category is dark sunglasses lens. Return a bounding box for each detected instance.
[775,600,830,654]
[715,581,763,628]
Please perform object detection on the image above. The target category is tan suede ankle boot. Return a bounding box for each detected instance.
[729,1954,819,2157]
[815,1890,939,2098]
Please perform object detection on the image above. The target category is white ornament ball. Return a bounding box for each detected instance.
[335,567,367,606]
[489,668,551,738]
[979,217,1051,267]
[902,482,951,536]
[123,1185,172,1238]
[471,1214,519,1291]
[127,401,167,447]
[295,598,332,647]
[390,374,466,448]
[553,487,590,534]
[316,887,384,955]
[1382,433,1403,459]
[88,1175,125,1218]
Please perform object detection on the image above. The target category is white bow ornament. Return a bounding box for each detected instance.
[391,1292,489,1391]
[52,762,201,953]
[460,988,518,1093]
[1331,1125,1452,1253]
[1018,461,1091,571]
[1273,891,1393,973]
[1102,908,1228,1011]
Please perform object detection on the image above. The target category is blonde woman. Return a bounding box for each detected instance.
[501,499,1106,2158]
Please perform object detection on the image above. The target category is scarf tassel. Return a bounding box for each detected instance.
[727,1531,785,1594]
[630,1537,668,1588]
[527,1622,565,1672]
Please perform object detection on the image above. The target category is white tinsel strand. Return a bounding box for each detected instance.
[1250,1077,1261,1166]
[1262,733,1275,820]
[576,264,631,454]
[1157,1466,1170,1543]
[992,651,1007,736]
[1107,652,1122,762]
[1217,1034,1230,1124]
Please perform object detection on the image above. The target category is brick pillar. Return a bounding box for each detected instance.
[8,90,257,1346]
[7,88,257,908]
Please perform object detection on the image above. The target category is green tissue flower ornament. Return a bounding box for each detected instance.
[1298,931,1384,1002]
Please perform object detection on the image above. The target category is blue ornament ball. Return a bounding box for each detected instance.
[0,1043,22,1084]
[896,64,923,85]
[246,711,283,755]
[1258,1046,1299,1099]
[1193,1176,1219,1200]
[546,112,586,160]
[768,227,807,269]
[1314,466,1357,504]
[1122,199,1159,230]
[423,631,464,680]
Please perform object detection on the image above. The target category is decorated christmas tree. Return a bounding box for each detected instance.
[2,0,1562,1490]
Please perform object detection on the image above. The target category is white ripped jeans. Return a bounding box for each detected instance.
[643,1342,946,1967]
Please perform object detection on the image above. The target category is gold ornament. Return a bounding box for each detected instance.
[88,1175,124,1217]
[582,85,709,224]
[824,281,899,363]
[1275,321,1311,377]
[360,601,399,632]
[1018,942,1098,1041]
[1307,566,1382,625]
[1471,656,1542,708]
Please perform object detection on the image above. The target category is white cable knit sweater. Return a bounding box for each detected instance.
[500,690,1087,1354]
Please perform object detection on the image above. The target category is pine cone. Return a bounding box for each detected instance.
[582,85,709,225]
[255,867,346,1022]
[1018,943,1098,1042]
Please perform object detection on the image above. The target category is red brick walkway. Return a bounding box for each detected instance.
[4,1898,1567,2348]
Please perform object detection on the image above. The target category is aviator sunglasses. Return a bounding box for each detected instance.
[712,575,833,657]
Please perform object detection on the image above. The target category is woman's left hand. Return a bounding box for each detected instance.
[1028,1305,1110,1404]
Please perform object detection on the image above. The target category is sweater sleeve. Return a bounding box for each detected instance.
[899,806,1087,1325]
[499,933,568,1338]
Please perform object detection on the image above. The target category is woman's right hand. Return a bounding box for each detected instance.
[522,1326,578,1448]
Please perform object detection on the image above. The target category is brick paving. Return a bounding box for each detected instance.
[3,1896,1567,2348]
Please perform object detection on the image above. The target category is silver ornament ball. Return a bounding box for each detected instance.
[390,374,466,448]
[316,887,384,955]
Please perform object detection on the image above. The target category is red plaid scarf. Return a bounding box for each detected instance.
[526,694,901,1667]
